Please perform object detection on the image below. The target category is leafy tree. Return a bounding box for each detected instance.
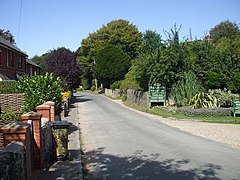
[31,53,50,74]
[78,19,143,89]
[143,30,162,53]
[209,20,240,43]
[46,47,82,89]
[94,44,130,88]
[0,29,16,45]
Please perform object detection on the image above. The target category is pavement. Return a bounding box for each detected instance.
[38,93,83,180]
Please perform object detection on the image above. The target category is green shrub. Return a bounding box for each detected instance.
[110,81,121,90]
[18,73,63,113]
[189,92,220,109]
[91,86,96,92]
[177,107,233,116]
[170,71,203,106]
[0,81,22,94]
[208,89,239,107]
[0,111,20,122]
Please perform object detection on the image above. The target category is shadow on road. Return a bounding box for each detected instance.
[84,148,222,180]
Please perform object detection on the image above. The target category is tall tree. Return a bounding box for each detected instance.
[78,19,143,89]
[209,20,240,43]
[94,44,130,88]
[143,30,162,53]
[46,47,82,89]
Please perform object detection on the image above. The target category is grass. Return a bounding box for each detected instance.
[124,101,240,124]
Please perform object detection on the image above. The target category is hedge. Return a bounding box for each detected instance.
[0,81,22,94]
[177,107,233,116]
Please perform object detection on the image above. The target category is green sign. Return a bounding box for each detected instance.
[149,83,166,103]
[233,99,240,117]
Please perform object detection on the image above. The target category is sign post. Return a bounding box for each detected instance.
[148,83,166,107]
[233,99,240,117]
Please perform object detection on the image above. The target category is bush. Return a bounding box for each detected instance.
[110,81,121,90]
[189,92,220,109]
[170,71,203,106]
[0,111,20,122]
[0,81,22,94]
[91,86,96,92]
[177,107,233,116]
[61,91,72,99]
[18,73,63,113]
[208,89,239,107]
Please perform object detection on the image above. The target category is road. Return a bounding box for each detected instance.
[77,92,240,180]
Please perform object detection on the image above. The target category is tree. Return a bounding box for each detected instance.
[143,30,162,53]
[31,53,50,74]
[94,45,131,88]
[209,20,240,43]
[78,19,143,89]
[0,29,16,45]
[46,47,82,89]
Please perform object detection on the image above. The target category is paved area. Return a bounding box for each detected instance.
[38,94,82,180]
[79,92,240,179]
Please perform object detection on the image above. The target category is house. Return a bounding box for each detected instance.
[26,59,40,77]
[0,35,40,81]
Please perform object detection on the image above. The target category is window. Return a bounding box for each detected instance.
[7,50,14,67]
[18,55,23,69]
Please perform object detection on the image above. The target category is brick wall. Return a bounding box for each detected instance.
[0,93,24,112]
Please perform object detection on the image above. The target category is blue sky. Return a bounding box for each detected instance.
[0,0,239,58]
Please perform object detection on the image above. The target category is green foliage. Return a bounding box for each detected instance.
[189,92,220,109]
[110,81,121,90]
[177,107,233,117]
[0,81,22,94]
[209,20,240,43]
[143,30,162,53]
[0,111,20,122]
[170,72,203,106]
[91,86,96,92]
[31,53,50,74]
[95,44,131,88]
[18,73,63,113]
[78,19,143,90]
[208,89,239,107]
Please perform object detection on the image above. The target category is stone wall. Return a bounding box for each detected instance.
[0,142,25,180]
[105,88,122,99]
[127,89,149,108]
[0,93,24,112]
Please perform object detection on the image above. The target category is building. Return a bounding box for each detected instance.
[0,35,40,81]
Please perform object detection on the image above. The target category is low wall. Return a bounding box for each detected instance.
[105,89,121,99]
[127,89,149,108]
[0,93,24,112]
[0,142,25,180]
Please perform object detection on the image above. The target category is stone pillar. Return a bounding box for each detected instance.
[21,112,42,169]
[0,122,32,180]
[44,101,55,121]
[36,104,51,120]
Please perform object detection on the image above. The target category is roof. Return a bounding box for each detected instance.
[0,35,28,56]
[26,59,41,68]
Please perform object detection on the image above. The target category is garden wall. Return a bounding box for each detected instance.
[127,89,149,108]
[105,88,122,99]
[0,93,24,112]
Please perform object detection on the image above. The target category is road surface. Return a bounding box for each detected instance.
[77,92,240,180]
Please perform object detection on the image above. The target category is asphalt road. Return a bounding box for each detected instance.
[78,92,240,180]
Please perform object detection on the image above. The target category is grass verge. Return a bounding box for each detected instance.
[124,101,240,124]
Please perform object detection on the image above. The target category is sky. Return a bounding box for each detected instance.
[0,0,239,58]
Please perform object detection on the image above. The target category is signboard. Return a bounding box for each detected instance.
[233,99,240,117]
[149,83,166,105]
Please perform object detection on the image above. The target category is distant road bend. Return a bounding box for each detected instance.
[77,92,240,180]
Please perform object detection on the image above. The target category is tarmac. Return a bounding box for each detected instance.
[38,93,83,180]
